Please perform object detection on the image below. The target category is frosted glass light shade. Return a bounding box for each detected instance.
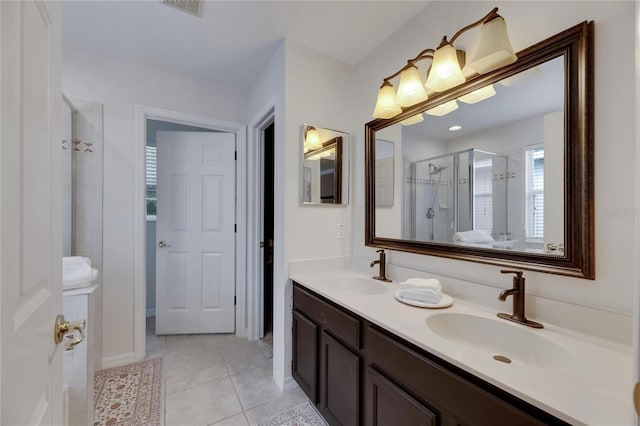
[305,127,322,150]
[468,16,517,74]
[425,100,459,117]
[372,83,402,119]
[396,66,428,107]
[401,113,424,126]
[425,43,466,92]
[458,84,496,104]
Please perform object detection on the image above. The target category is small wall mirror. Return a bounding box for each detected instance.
[301,125,349,205]
[365,22,594,279]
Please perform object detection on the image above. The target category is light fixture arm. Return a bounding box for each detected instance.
[382,49,435,83]
[450,7,500,44]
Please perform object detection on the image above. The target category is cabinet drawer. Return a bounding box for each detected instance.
[293,284,360,350]
[366,326,550,426]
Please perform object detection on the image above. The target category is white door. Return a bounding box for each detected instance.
[1,1,64,425]
[155,132,236,334]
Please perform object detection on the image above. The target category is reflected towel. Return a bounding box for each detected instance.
[452,230,494,243]
[398,288,443,304]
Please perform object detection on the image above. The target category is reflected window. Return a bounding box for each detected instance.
[473,159,493,232]
[525,148,544,240]
[146,145,157,218]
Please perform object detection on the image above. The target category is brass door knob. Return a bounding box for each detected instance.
[54,314,86,351]
[158,240,171,248]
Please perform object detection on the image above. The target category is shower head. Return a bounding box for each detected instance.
[428,163,448,175]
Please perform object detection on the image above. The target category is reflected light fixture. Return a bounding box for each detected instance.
[425,100,459,117]
[371,7,516,118]
[304,126,322,150]
[449,125,463,132]
[401,113,424,126]
[458,84,496,104]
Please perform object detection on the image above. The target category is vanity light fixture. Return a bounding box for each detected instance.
[396,64,429,107]
[304,126,322,151]
[448,125,463,131]
[425,99,458,117]
[371,7,516,119]
[458,84,496,104]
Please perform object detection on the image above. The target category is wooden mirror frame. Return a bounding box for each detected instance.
[365,22,594,279]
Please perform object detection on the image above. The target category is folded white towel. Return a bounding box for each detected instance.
[452,229,494,243]
[398,288,443,304]
[402,278,441,290]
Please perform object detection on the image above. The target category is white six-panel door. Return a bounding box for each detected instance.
[155,132,236,334]
[1,1,64,424]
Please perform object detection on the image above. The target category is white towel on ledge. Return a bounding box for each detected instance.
[401,278,441,290]
[398,288,443,304]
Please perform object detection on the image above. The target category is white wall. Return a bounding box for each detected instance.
[62,47,248,364]
[246,40,287,386]
[353,1,637,318]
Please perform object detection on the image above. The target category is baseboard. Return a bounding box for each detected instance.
[101,352,136,369]
[282,375,299,392]
[146,308,155,318]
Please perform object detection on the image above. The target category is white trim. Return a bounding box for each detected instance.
[633,3,640,423]
[247,103,275,341]
[101,352,136,369]
[134,105,247,361]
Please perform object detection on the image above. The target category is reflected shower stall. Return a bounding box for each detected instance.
[405,149,508,243]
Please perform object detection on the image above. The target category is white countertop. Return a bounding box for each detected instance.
[290,270,634,425]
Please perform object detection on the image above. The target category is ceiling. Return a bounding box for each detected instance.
[404,55,565,142]
[63,1,428,93]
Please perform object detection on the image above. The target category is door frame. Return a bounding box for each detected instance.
[133,105,247,360]
[247,107,275,341]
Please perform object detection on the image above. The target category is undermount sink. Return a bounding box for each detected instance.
[426,313,572,369]
[330,275,388,295]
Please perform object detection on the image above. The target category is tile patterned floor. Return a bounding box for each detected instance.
[146,318,307,426]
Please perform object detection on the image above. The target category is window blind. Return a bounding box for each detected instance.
[525,148,544,239]
[473,159,493,231]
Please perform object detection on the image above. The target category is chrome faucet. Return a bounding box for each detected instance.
[497,270,543,329]
[370,249,391,282]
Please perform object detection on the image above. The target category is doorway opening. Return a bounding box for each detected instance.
[145,119,236,339]
[262,122,275,348]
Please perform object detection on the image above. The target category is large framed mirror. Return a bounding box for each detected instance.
[301,124,350,205]
[365,22,594,279]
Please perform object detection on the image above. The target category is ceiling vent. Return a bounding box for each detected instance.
[162,0,202,17]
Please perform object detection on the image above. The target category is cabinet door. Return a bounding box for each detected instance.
[320,331,360,426]
[292,310,318,402]
[366,367,437,426]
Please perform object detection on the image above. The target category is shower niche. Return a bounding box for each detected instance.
[405,149,509,248]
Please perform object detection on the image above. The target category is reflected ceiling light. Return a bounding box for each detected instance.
[371,8,516,118]
[304,126,322,150]
[396,65,428,107]
[458,84,496,104]
[372,81,402,119]
[499,66,542,87]
[307,150,334,161]
[468,15,518,74]
[425,100,458,117]
[401,113,424,126]
[449,125,463,132]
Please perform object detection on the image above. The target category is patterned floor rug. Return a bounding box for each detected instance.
[258,401,327,426]
[94,357,163,426]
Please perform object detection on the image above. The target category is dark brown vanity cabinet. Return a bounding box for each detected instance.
[292,283,567,426]
[293,284,361,426]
